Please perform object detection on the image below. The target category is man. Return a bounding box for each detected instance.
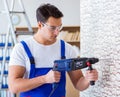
[8,3,98,97]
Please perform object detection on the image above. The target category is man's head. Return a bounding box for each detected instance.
[35,3,63,44]
[36,3,63,23]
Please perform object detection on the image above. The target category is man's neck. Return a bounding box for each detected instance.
[33,33,56,45]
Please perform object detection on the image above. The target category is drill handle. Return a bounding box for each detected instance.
[52,69,59,89]
[87,62,95,86]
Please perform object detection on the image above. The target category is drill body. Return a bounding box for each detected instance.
[53,57,99,71]
[52,57,99,88]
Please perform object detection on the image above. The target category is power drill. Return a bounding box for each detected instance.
[52,57,99,89]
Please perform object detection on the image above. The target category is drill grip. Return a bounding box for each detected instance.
[87,62,95,86]
[90,81,95,85]
[52,69,59,89]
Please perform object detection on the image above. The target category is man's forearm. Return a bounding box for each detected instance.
[76,76,90,91]
[9,75,46,93]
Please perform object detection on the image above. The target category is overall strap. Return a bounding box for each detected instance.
[60,40,66,59]
[21,41,35,78]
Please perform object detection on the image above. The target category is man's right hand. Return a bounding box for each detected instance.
[45,70,61,83]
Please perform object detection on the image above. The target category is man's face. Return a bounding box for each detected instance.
[40,17,62,42]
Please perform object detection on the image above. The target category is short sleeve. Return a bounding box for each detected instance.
[9,43,27,67]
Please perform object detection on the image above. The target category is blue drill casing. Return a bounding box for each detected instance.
[53,57,92,71]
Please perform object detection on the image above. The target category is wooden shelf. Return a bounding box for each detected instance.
[67,41,80,47]
[16,27,38,33]
[59,26,80,48]
[62,26,80,32]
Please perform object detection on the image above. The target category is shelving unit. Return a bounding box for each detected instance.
[16,26,80,48]
[59,26,80,48]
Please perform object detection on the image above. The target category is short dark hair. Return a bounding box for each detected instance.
[36,3,63,23]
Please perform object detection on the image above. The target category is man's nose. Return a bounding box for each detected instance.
[53,29,60,35]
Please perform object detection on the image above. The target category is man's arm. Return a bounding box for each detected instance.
[68,69,98,91]
[8,65,46,93]
[8,65,61,93]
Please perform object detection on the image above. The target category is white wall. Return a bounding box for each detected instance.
[0,0,80,33]
[80,0,120,97]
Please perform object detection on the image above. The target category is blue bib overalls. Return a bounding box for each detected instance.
[20,40,66,97]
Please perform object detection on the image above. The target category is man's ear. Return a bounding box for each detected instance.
[38,22,42,29]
